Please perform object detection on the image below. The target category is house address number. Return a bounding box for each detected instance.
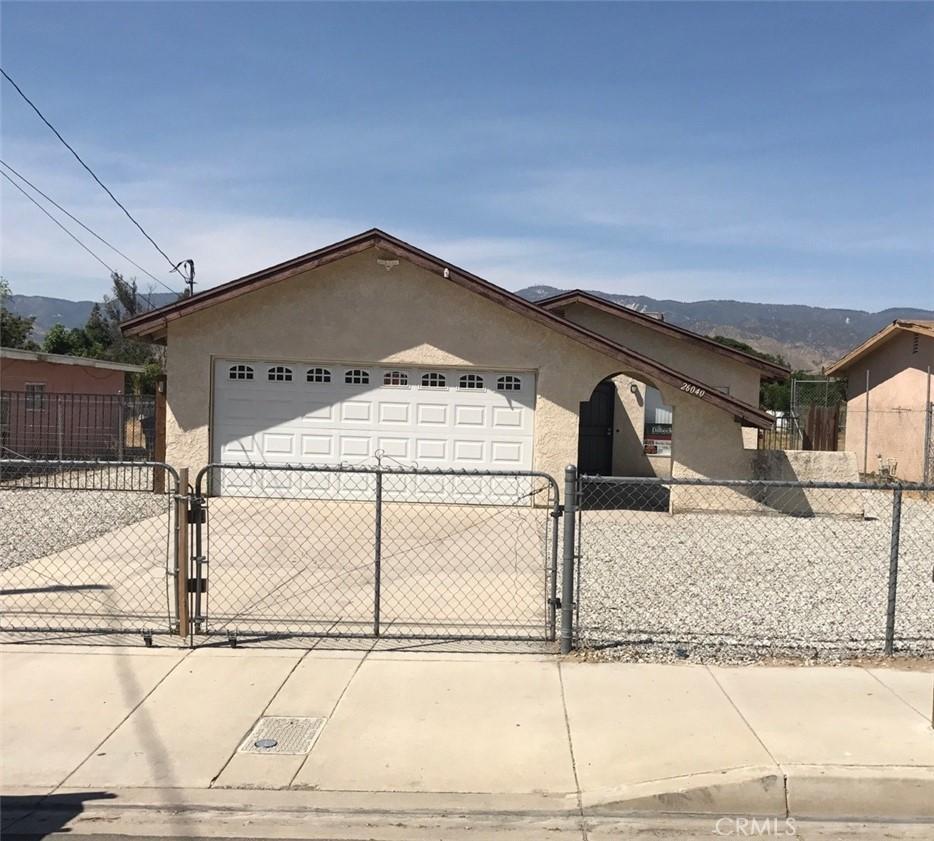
[680,382,706,398]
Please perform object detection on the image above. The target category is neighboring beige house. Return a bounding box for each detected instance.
[826,320,934,483]
[121,229,788,492]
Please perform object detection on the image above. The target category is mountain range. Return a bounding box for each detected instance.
[7,288,932,372]
[516,286,933,370]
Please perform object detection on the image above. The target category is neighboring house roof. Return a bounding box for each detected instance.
[825,320,934,375]
[121,228,774,428]
[0,346,146,373]
[537,289,790,380]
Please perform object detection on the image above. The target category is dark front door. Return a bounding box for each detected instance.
[578,380,614,475]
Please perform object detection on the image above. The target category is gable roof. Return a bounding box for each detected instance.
[0,346,146,373]
[121,228,774,428]
[537,289,789,379]
[825,320,934,375]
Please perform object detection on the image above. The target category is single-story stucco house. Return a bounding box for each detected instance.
[121,229,789,490]
[826,319,934,483]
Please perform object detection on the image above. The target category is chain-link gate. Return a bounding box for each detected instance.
[188,463,560,645]
[0,459,182,643]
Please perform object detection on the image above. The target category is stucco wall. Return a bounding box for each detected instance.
[841,332,933,482]
[560,302,762,405]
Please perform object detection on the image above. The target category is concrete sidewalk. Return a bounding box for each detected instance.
[1,643,932,837]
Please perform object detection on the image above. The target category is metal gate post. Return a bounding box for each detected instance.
[559,465,577,654]
[175,468,189,639]
[884,487,903,656]
[547,491,560,642]
[56,396,64,460]
[373,470,382,637]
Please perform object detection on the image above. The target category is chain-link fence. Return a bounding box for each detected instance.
[0,459,180,642]
[758,377,847,451]
[573,474,934,661]
[190,463,560,645]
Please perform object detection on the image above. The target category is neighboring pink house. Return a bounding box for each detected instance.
[0,347,146,459]
[826,320,934,483]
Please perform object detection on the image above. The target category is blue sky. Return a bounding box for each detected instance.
[2,2,932,310]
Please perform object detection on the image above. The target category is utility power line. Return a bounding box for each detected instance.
[1,67,193,288]
[0,159,179,295]
[2,169,116,275]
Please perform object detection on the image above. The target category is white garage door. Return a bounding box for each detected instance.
[212,359,536,498]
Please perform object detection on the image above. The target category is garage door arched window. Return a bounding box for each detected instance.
[228,364,254,381]
[345,369,369,385]
[307,367,331,383]
[458,374,484,390]
[496,375,521,392]
[383,370,408,386]
[267,366,293,382]
[421,372,447,388]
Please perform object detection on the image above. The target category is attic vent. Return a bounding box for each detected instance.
[913,334,920,354]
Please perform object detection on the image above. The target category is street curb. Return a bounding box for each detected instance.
[785,765,934,820]
[582,765,786,816]
[5,766,934,828]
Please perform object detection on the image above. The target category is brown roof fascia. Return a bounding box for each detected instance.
[538,290,790,379]
[825,320,934,375]
[121,228,773,428]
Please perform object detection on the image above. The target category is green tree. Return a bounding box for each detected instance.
[0,278,39,350]
[85,273,168,392]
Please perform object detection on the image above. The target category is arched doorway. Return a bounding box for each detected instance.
[577,380,615,475]
[578,375,673,510]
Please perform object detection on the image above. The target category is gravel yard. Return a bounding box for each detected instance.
[0,488,169,570]
[576,490,934,662]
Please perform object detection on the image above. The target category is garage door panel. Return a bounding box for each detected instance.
[377,436,410,459]
[453,440,485,462]
[340,401,372,423]
[339,435,371,458]
[302,401,336,423]
[454,405,485,427]
[492,441,525,466]
[301,434,335,458]
[492,406,524,429]
[416,403,448,425]
[378,402,410,424]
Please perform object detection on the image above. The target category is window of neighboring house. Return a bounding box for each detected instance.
[383,371,408,386]
[228,364,254,381]
[496,375,521,392]
[307,368,331,383]
[267,366,293,382]
[345,369,370,385]
[421,372,447,388]
[458,374,484,390]
[25,383,46,410]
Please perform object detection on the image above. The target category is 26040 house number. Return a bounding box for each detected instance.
[680,382,706,398]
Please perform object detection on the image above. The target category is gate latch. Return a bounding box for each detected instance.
[187,500,206,524]
[548,597,562,608]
